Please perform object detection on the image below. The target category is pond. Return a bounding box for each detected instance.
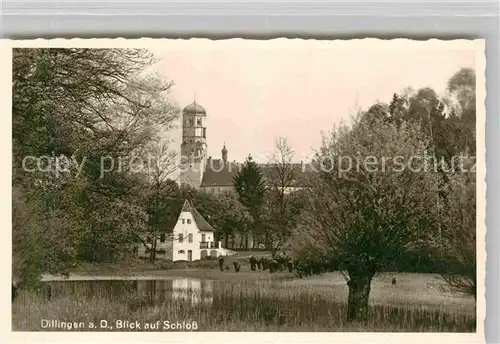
[44,278,215,306]
[12,275,476,332]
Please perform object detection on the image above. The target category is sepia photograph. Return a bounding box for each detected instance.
[4,38,485,338]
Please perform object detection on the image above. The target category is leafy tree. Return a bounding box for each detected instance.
[12,48,178,280]
[290,116,440,322]
[210,191,252,248]
[385,68,477,295]
[233,155,266,249]
[433,165,476,298]
[359,103,391,127]
[386,68,476,165]
[431,68,476,297]
[442,68,476,157]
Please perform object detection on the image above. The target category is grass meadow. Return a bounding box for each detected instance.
[12,271,476,332]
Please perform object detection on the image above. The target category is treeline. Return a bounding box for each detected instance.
[12,49,181,284]
[287,68,477,321]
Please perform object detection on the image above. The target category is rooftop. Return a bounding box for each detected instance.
[200,159,314,188]
[180,199,215,232]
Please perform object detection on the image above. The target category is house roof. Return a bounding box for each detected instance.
[200,159,241,187]
[180,199,215,232]
[200,159,314,188]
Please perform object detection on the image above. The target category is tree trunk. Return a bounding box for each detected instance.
[346,271,374,322]
[224,233,229,248]
[150,231,157,263]
[244,233,249,250]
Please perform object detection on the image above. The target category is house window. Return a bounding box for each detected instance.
[179,234,183,243]
[178,250,185,254]
[182,219,185,224]
[160,234,165,243]
[188,234,193,243]
[201,234,206,242]
[187,219,191,224]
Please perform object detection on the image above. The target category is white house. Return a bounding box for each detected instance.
[170,199,231,261]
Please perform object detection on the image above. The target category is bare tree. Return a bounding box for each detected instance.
[139,138,179,262]
[266,137,299,256]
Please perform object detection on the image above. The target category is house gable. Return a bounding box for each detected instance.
[175,199,215,233]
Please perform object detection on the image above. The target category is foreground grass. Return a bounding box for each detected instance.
[13,273,475,332]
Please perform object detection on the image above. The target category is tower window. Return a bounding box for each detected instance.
[189,119,193,125]
[197,118,202,126]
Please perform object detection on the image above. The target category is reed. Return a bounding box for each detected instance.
[12,274,475,332]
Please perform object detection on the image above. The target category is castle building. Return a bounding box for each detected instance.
[179,100,312,195]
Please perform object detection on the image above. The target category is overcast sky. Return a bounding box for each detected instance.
[151,39,476,163]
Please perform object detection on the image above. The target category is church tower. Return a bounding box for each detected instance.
[222,143,228,164]
[180,100,207,187]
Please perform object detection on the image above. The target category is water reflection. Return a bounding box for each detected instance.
[46,278,214,306]
[137,278,213,305]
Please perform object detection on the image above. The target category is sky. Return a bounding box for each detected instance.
[151,39,477,163]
